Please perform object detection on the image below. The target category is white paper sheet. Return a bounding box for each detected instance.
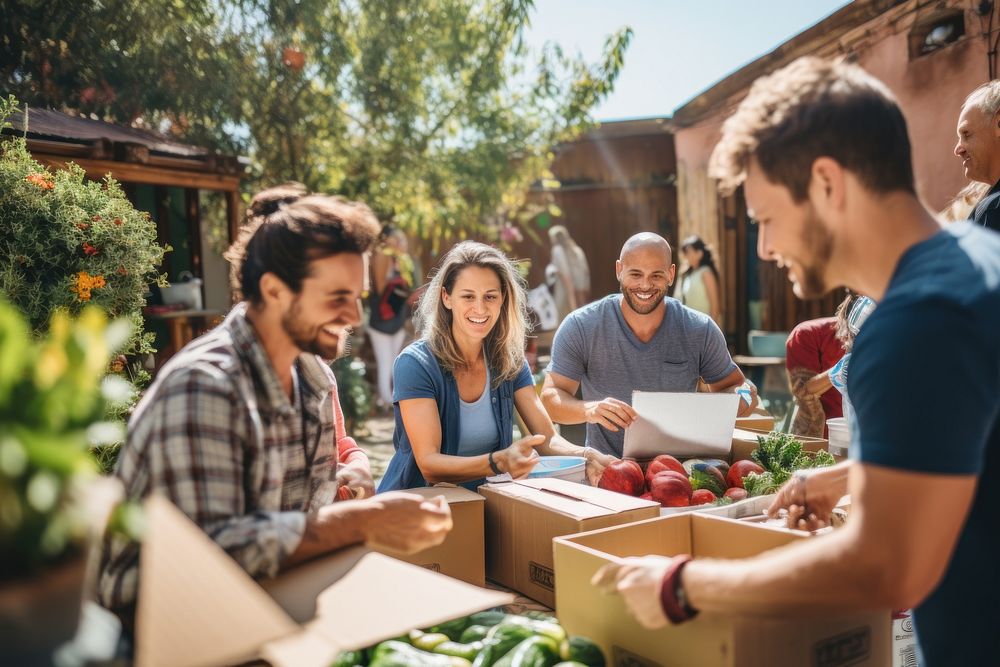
[623,392,740,459]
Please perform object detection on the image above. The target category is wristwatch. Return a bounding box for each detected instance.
[488,450,503,476]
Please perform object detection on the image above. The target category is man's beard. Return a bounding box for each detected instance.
[620,285,666,315]
[282,297,347,360]
[790,206,835,300]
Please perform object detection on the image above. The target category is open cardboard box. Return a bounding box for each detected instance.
[479,478,660,608]
[136,496,511,667]
[372,485,485,586]
[554,513,890,667]
[734,413,776,432]
[730,426,831,464]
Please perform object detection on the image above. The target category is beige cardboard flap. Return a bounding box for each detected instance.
[312,552,511,650]
[514,478,659,514]
[409,485,485,506]
[136,496,299,667]
[260,628,341,667]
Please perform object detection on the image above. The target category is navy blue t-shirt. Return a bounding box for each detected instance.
[848,222,1000,667]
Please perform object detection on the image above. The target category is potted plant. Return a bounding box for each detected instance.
[0,302,133,664]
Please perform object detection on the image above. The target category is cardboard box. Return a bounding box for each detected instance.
[553,513,890,667]
[730,426,830,464]
[480,478,660,608]
[136,496,511,667]
[735,413,776,432]
[373,486,485,586]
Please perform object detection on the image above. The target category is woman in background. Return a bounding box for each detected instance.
[378,241,614,491]
[677,235,721,325]
[367,225,414,411]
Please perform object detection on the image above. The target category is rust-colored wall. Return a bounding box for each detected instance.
[510,125,679,301]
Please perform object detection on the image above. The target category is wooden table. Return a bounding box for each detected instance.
[145,308,225,355]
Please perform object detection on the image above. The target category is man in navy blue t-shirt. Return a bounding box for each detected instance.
[592,57,999,667]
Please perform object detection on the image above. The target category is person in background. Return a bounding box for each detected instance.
[676,235,722,325]
[367,225,414,411]
[99,185,451,630]
[378,241,615,492]
[546,224,591,320]
[541,232,756,459]
[594,57,1000,667]
[784,314,843,438]
[955,80,1000,232]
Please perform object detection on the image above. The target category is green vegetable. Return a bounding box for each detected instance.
[494,616,567,645]
[460,625,491,643]
[749,432,836,493]
[370,640,471,667]
[434,640,484,661]
[428,616,472,641]
[467,611,509,628]
[472,624,535,667]
[559,636,605,667]
[689,468,726,496]
[554,663,588,666]
[410,630,451,652]
[331,649,366,667]
[494,636,560,667]
[711,496,735,506]
[519,610,555,622]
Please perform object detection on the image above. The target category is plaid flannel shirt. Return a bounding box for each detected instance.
[98,303,356,614]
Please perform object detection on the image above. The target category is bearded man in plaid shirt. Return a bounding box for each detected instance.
[99,185,452,629]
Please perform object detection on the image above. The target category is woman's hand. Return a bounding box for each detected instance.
[501,434,545,478]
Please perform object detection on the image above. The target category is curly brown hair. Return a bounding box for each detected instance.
[225,184,381,303]
[709,57,915,202]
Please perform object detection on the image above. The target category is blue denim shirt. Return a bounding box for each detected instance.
[377,339,534,492]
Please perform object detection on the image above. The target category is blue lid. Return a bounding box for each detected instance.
[527,455,586,477]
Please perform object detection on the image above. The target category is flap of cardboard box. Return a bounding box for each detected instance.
[136,496,299,667]
[138,495,511,667]
[406,484,485,506]
[487,478,659,518]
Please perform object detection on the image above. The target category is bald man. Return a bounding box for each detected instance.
[541,232,753,458]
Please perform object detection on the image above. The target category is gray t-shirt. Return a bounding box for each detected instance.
[547,294,737,457]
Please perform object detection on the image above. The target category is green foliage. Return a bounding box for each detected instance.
[745,432,837,497]
[3,1,631,248]
[0,302,131,577]
[0,99,166,471]
[331,357,373,434]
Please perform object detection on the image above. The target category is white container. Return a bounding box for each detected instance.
[528,456,587,484]
[826,417,850,458]
[160,271,203,310]
[660,492,777,517]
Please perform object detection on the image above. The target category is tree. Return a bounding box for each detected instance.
[3,1,631,248]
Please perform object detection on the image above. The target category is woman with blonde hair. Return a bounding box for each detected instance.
[378,241,614,491]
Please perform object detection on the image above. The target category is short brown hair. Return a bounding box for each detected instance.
[225,185,381,303]
[709,57,915,202]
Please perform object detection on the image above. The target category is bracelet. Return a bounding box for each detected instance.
[488,450,503,476]
[659,554,698,624]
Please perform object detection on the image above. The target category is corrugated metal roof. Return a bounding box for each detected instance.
[6,107,211,158]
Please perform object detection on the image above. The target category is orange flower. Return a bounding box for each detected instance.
[25,172,54,190]
[69,271,106,302]
[82,242,98,257]
[76,222,90,230]
[116,265,128,276]
[113,218,123,226]
[92,215,102,222]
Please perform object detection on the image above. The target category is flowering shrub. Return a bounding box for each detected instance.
[0,98,166,392]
